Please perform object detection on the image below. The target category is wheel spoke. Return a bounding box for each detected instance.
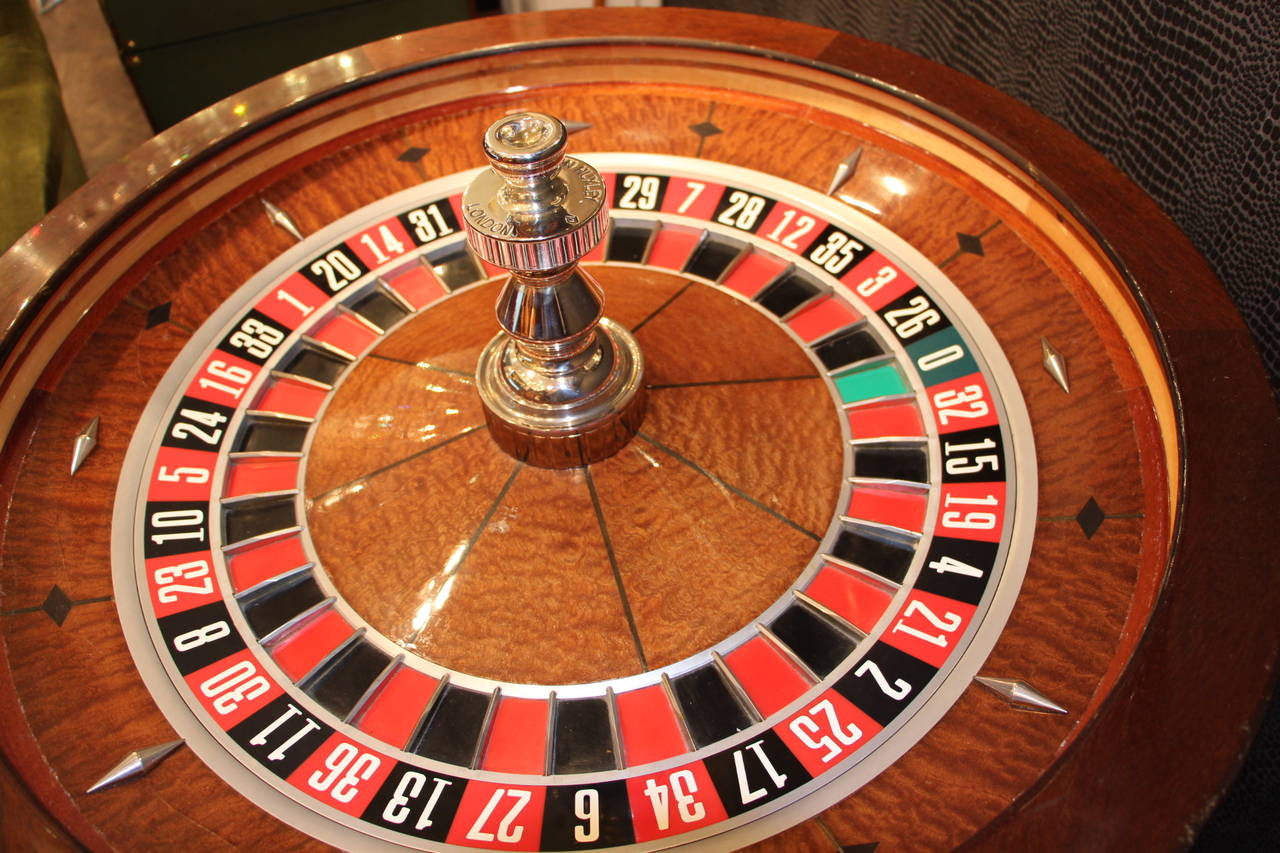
[583,465,649,671]
[636,431,822,541]
[647,374,818,391]
[367,352,477,379]
[630,280,693,333]
[308,423,486,506]
[405,460,524,648]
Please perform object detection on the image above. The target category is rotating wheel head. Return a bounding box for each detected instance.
[463,112,647,469]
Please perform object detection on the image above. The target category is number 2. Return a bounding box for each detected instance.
[854,659,911,700]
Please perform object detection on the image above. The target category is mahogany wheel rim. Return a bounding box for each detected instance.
[0,10,1274,852]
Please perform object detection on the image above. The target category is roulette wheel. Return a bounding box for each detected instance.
[1,8,1277,851]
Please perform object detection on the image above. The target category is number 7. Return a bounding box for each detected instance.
[677,181,706,214]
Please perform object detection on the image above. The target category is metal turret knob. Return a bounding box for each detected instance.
[463,113,646,468]
[464,114,608,272]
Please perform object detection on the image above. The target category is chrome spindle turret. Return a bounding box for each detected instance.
[463,112,646,468]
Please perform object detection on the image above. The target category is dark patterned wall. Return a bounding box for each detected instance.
[674,0,1280,398]
[673,1,1279,848]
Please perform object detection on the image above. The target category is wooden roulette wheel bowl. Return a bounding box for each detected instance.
[0,9,1276,851]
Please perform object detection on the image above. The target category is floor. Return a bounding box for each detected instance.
[30,0,151,176]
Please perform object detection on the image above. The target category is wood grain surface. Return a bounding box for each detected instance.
[0,9,1273,853]
[306,269,842,683]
